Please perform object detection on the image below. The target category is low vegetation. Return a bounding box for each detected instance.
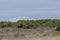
[0,19,60,31]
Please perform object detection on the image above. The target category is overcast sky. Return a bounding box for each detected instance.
[0,0,60,20]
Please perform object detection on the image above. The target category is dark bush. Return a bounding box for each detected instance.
[18,24,24,28]
[56,26,60,31]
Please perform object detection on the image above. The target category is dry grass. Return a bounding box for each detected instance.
[0,27,60,40]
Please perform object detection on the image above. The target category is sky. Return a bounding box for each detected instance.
[0,0,60,20]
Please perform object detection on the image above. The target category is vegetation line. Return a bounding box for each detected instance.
[0,19,60,31]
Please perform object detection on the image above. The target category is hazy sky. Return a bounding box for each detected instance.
[0,0,60,20]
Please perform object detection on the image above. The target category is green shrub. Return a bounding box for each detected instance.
[0,19,60,28]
